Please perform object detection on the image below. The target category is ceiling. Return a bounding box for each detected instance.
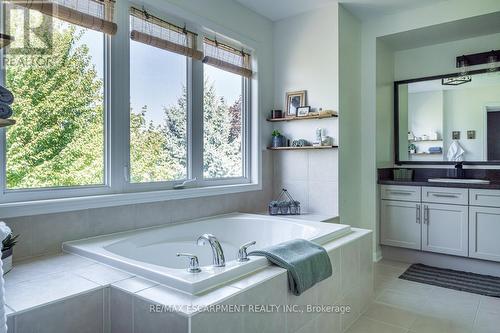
[235,0,446,22]
[380,11,500,51]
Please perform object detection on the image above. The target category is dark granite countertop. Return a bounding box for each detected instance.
[377,179,500,190]
[378,168,500,190]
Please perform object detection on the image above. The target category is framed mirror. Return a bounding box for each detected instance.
[395,68,500,165]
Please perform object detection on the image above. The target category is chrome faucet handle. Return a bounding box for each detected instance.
[176,253,201,273]
[237,241,256,262]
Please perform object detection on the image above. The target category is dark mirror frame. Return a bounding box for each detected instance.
[394,67,500,166]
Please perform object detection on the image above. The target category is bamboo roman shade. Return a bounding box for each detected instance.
[130,7,202,60]
[11,0,117,35]
[203,38,252,78]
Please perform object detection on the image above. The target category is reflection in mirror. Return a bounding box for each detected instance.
[398,71,500,162]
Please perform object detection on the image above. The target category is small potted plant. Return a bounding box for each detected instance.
[289,201,301,215]
[272,130,285,148]
[278,201,290,215]
[268,201,280,215]
[408,143,417,155]
[2,233,18,274]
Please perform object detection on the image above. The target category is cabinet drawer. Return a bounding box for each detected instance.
[422,187,468,205]
[381,185,421,202]
[470,189,500,207]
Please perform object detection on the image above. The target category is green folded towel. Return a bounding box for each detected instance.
[249,239,332,296]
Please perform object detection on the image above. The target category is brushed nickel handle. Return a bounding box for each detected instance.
[389,191,412,195]
[423,205,429,224]
[416,204,421,224]
[432,193,459,198]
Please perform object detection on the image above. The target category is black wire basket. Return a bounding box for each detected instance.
[268,188,301,215]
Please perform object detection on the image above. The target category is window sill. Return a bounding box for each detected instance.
[0,183,262,219]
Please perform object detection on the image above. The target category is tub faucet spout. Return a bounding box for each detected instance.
[197,234,225,267]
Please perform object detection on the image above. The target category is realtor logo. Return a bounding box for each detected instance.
[3,0,53,55]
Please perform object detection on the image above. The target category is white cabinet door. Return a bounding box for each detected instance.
[381,200,421,250]
[470,206,500,262]
[422,203,468,256]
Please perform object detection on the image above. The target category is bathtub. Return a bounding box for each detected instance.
[63,213,351,294]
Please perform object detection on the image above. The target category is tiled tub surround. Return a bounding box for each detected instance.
[273,149,339,216]
[3,188,273,263]
[3,229,372,333]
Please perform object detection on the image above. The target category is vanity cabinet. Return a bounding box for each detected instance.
[381,185,500,263]
[422,203,468,256]
[381,200,421,250]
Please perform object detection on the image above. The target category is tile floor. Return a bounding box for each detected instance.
[346,259,500,333]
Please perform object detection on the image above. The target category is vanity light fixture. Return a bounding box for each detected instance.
[457,55,469,75]
[488,52,498,72]
[442,75,471,86]
[443,54,472,85]
[455,50,500,72]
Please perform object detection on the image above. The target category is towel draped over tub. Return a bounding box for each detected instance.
[249,239,332,296]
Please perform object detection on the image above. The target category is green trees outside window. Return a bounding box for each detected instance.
[4,16,244,190]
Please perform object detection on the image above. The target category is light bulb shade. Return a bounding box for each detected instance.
[487,53,498,72]
[458,56,468,75]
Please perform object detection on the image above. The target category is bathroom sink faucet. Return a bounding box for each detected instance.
[455,162,465,179]
[197,234,225,267]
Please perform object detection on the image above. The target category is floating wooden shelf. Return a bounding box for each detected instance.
[0,33,14,49]
[267,145,338,151]
[409,139,443,143]
[410,152,442,156]
[267,113,338,122]
[0,119,16,128]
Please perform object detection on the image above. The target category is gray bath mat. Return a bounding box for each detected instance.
[399,263,500,297]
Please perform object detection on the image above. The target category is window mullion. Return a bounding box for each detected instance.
[190,52,204,181]
[109,0,130,193]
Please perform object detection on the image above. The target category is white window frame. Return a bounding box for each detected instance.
[0,0,261,218]
[0,9,113,203]
[125,9,251,191]
[197,64,251,185]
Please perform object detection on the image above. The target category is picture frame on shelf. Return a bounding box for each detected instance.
[285,90,306,117]
[296,106,311,117]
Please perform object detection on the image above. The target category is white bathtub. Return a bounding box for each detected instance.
[63,213,351,294]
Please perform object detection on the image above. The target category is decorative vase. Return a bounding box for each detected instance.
[272,135,284,147]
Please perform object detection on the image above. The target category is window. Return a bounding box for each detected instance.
[4,13,106,189]
[129,29,188,183]
[202,38,251,179]
[0,1,256,210]
[203,65,244,178]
